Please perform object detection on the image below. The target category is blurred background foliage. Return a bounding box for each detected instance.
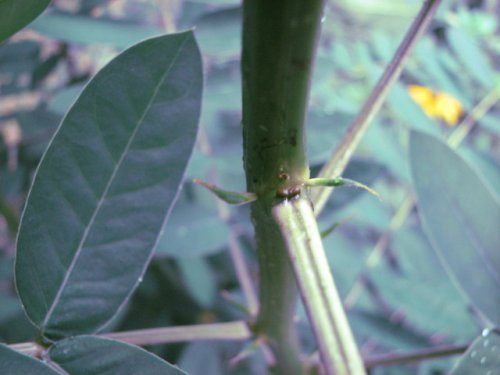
[0,0,498,374]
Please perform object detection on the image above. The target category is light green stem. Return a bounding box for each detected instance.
[273,196,366,375]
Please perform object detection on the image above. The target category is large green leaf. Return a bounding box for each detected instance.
[0,344,59,375]
[15,31,203,340]
[409,131,500,326]
[49,336,187,374]
[451,329,500,375]
[0,0,50,43]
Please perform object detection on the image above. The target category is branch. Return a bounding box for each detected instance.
[310,0,442,214]
[364,343,468,369]
[10,321,252,357]
[273,196,366,375]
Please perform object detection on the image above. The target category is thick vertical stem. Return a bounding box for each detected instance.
[242,1,324,373]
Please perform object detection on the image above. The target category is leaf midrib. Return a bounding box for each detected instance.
[41,34,190,332]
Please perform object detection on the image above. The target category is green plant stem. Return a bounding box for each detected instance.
[310,0,441,215]
[103,321,251,346]
[242,1,325,373]
[273,196,366,375]
[8,321,251,357]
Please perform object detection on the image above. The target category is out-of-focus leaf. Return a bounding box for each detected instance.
[307,110,351,164]
[447,27,496,89]
[194,7,241,58]
[0,41,40,94]
[29,12,162,47]
[0,295,37,343]
[16,108,60,160]
[451,329,500,375]
[410,131,500,326]
[178,342,224,375]
[0,41,39,73]
[49,336,187,374]
[349,309,430,351]
[370,268,478,341]
[0,0,50,43]
[323,231,370,297]
[479,114,500,133]
[177,258,216,308]
[156,200,229,258]
[0,343,58,375]
[414,38,468,105]
[15,32,203,340]
[363,122,410,182]
[48,83,86,115]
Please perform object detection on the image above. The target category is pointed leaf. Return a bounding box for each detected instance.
[451,329,500,374]
[0,344,59,375]
[193,179,256,205]
[0,0,50,43]
[15,31,203,340]
[49,336,187,375]
[410,131,500,326]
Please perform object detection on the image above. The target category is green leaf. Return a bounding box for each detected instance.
[15,31,203,340]
[49,336,187,374]
[0,0,50,43]
[451,329,500,375]
[410,131,500,326]
[29,12,162,47]
[0,344,59,375]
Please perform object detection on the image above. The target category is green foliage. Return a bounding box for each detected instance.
[0,0,499,374]
[15,31,202,341]
[410,131,500,326]
[0,0,51,43]
[0,344,59,374]
[49,336,187,374]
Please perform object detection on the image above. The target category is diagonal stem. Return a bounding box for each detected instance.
[273,196,366,375]
[311,0,442,215]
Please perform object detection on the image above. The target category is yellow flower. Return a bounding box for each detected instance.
[407,85,463,126]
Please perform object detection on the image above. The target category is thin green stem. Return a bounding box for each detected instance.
[8,321,251,358]
[102,321,251,346]
[242,1,325,373]
[311,0,442,215]
[273,196,366,375]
